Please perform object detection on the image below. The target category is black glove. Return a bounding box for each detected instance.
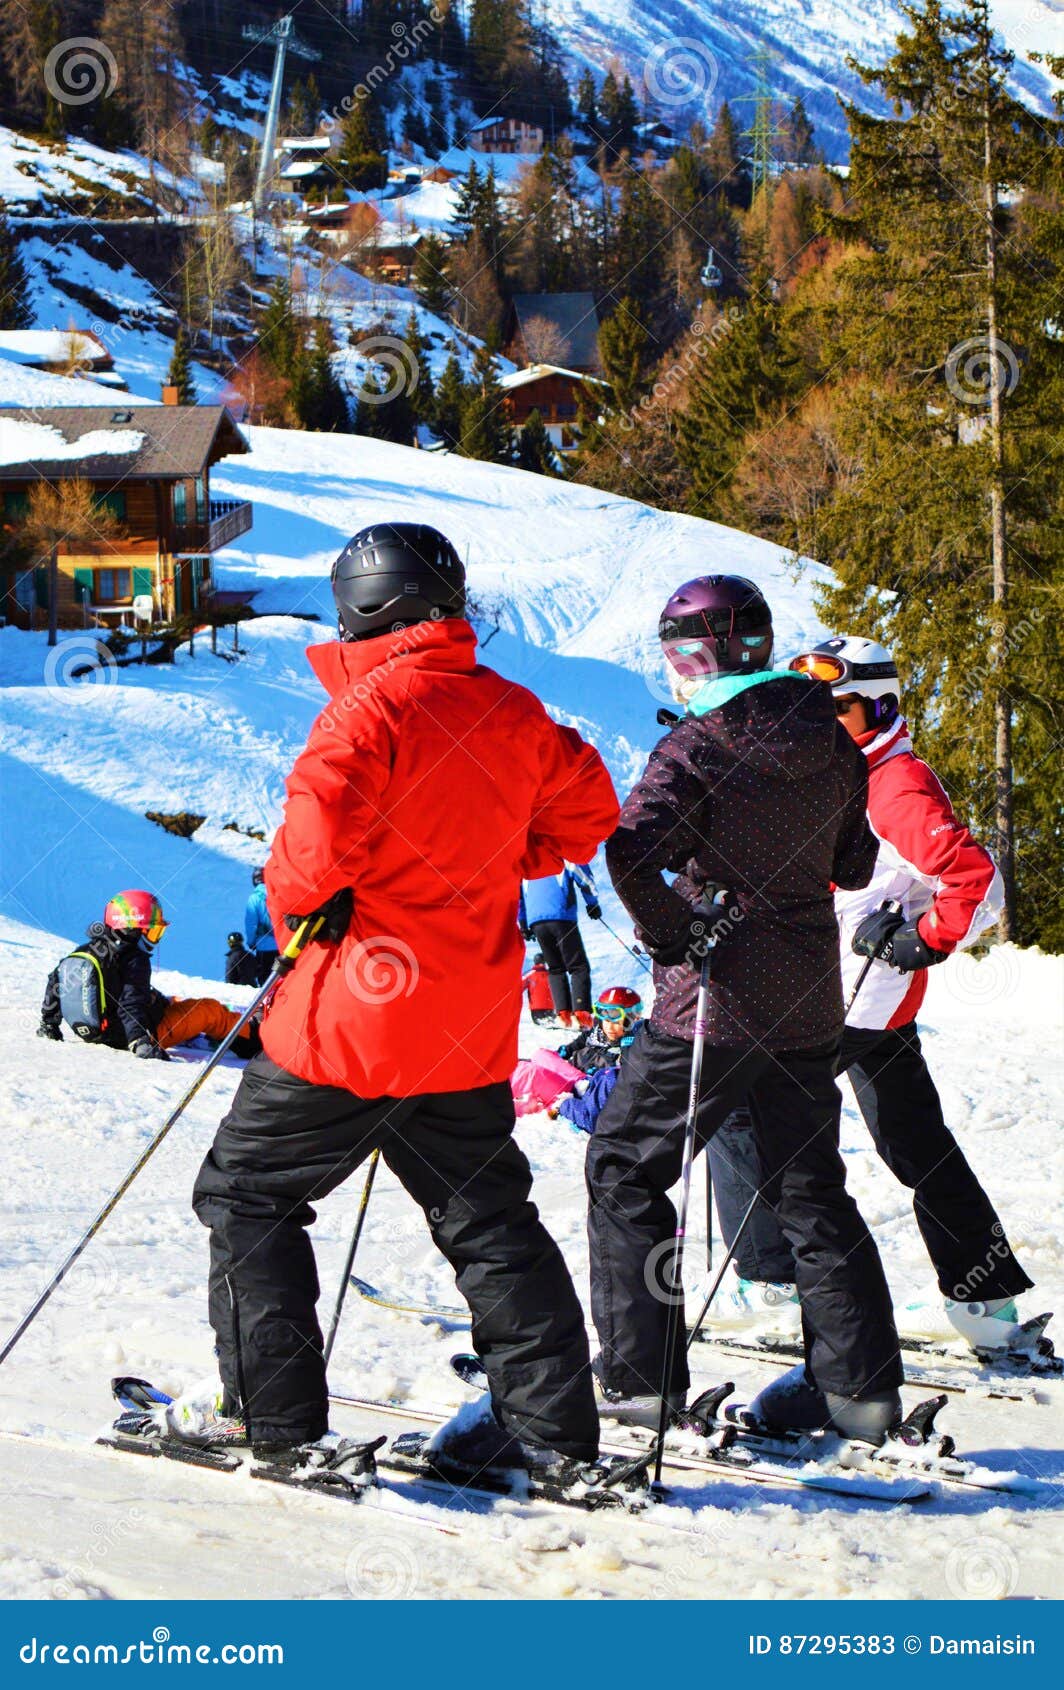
[884,920,949,973]
[586,903,602,921]
[646,903,729,969]
[284,887,353,945]
[37,1022,62,1042]
[852,907,946,972]
[519,923,532,942]
[129,1037,170,1061]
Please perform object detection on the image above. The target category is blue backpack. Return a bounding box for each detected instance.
[57,950,110,1041]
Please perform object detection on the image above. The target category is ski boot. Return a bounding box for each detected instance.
[162,1375,248,1448]
[945,1297,1026,1352]
[251,1431,386,1492]
[699,1275,800,1332]
[744,1363,902,1445]
[592,1355,685,1430]
[425,1398,650,1509]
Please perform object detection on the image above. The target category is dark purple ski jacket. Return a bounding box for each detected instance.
[605,673,876,1049]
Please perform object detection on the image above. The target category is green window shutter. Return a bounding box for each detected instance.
[35,566,50,608]
[73,567,94,605]
[132,567,153,598]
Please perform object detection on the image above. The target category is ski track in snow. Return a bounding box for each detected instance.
[0,426,1062,1600]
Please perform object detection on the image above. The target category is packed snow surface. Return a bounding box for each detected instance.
[0,426,1061,1600]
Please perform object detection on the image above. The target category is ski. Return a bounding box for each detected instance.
[690,1318,1058,1397]
[687,1333,1036,1400]
[330,1387,930,1505]
[352,1276,467,1322]
[378,1431,652,1513]
[97,1412,243,1474]
[683,1388,1040,1496]
[449,1354,1039,1500]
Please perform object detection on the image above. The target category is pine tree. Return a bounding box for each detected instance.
[259,277,301,380]
[432,352,467,448]
[333,92,389,192]
[412,232,451,315]
[576,68,598,138]
[459,343,511,462]
[297,320,349,431]
[679,279,798,517]
[782,96,820,166]
[516,408,556,474]
[705,102,750,207]
[0,204,32,330]
[810,0,1064,944]
[598,299,650,415]
[167,327,197,404]
[403,307,436,423]
[598,70,638,161]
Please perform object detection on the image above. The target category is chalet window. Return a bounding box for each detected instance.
[96,568,132,602]
[194,475,206,523]
[173,483,187,525]
[3,491,29,520]
[93,490,127,521]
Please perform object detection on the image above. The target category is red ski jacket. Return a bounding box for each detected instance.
[835,717,1003,1029]
[262,619,619,1097]
[522,962,554,1014]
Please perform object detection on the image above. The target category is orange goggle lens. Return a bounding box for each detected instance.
[788,653,847,684]
[146,922,167,944]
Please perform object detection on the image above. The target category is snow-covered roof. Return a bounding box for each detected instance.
[0,405,247,479]
[0,353,134,408]
[0,418,144,468]
[279,160,323,180]
[0,329,110,367]
[499,363,608,391]
[277,135,331,153]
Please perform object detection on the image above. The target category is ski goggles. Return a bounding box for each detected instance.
[594,1002,642,1024]
[788,652,848,684]
[145,921,167,945]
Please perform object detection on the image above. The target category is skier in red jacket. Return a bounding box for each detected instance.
[186,524,621,1492]
[704,636,1034,1362]
[521,952,555,1024]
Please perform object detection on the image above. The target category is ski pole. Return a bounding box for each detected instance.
[565,862,652,977]
[322,1148,381,1367]
[704,1150,713,1275]
[648,890,730,1487]
[844,897,904,1015]
[686,1186,762,1350]
[0,913,326,1372]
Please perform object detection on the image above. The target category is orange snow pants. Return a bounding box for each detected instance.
[155,997,241,1050]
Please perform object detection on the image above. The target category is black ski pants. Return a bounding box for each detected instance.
[531,918,591,1014]
[586,1021,902,1401]
[709,1022,1032,1302]
[193,1053,599,1456]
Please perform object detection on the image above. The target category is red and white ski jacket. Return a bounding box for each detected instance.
[835,717,1003,1030]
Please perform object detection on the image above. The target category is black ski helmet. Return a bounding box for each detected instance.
[252,865,265,886]
[331,522,465,641]
[659,575,773,680]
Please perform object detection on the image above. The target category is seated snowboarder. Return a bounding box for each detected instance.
[38,890,260,1060]
[548,986,643,1134]
[243,865,279,985]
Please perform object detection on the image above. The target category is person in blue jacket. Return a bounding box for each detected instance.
[518,861,601,1026]
[243,866,279,985]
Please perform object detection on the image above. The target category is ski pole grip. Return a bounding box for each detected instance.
[279,912,326,967]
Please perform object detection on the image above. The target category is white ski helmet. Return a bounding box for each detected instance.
[788,636,900,725]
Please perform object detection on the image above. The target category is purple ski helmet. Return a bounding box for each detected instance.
[658,575,773,681]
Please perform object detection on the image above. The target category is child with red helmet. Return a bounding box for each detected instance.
[521,952,555,1025]
[548,987,643,1133]
[38,890,260,1060]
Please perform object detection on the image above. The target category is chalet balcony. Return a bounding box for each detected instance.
[174,498,253,554]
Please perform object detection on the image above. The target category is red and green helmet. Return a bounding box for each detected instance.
[103,889,168,943]
[593,985,643,1025]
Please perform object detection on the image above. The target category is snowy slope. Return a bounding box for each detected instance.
[550,0,1062,158]
[0,428,1061,1600]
